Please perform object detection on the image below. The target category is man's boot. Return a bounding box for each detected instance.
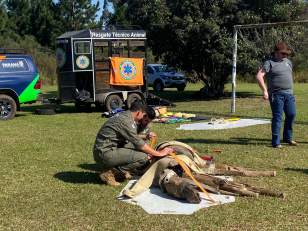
[112,168,132,182]
[123,171,132,180]
[99,170,120,186]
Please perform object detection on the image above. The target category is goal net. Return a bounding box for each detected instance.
[231,20,308,112]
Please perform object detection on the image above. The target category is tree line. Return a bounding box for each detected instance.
[0,0,103,48]
[1,0,307,95]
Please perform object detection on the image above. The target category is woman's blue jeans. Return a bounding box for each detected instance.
[269,93,296,147]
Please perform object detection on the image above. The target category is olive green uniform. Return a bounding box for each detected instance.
[93,111,148,172]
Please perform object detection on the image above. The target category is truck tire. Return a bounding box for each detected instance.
[126,93,143,109]
[105,94,123,112]
[0,94,17,120]
[153,80,164,92]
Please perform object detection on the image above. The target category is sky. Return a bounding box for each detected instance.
[89,0,114,20]
[93,0,104,19]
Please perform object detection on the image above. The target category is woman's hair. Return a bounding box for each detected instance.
[145,106,156,120]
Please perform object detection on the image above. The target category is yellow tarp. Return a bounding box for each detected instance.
[109,57,144,86]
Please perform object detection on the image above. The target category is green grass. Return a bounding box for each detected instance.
[0,83,308,230]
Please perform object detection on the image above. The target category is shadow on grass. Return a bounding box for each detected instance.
[177,137,271,146]
[151,90,258,103]
[15,114,27,118]
[284,168,308,175]
[20,103,105,115]
[54,171,101,184]
[21,104,79,113]
[78,163,102,172]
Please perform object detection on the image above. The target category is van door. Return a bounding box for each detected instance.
[72,40,94,101]
[56,39,76,102]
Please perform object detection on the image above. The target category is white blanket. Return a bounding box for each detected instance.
[177,118,270,131]
[118,179,235,215]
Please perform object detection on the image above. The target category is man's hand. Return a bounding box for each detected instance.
[157,147,174,157]
[263,90,269,100]
[141,144,174,158]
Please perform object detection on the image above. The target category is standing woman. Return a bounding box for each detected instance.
[256,41,297,148]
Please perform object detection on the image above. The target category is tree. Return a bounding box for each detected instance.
[6,0,101,47]
[109,0,306,97]
[29,0,58,47]
[99,0,112,29]
[6,0,32,36]
[5,0,59,47]
[55,0,100,32]
[0,0,8,33]
[108,3,130,28]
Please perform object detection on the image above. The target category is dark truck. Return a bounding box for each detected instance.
[55,29,148,111]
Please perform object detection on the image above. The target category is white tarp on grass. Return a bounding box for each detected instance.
[118,180,235,215]
[176,118,270,131]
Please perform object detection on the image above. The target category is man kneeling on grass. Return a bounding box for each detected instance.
[93,101,173,186]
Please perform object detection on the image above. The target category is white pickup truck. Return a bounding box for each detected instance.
[146,64,187,92]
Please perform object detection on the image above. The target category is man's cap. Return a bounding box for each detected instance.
[274,41,291,55]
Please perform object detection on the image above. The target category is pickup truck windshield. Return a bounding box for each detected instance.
[153,65,167,72]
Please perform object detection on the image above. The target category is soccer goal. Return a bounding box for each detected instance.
[231,20,308,113]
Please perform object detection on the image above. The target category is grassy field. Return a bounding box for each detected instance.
[0,83,307,230]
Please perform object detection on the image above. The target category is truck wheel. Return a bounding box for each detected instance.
[153,80,164,92]
[177,84,186,92]
[126,93,143,109]
[0,94,17,120]
[105,94,123,112]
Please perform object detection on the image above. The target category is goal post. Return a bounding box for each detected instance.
[231,20,308,113]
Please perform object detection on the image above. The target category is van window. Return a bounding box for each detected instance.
[0,58,30,73]
[153,65,167,72]
[74,41,91,54]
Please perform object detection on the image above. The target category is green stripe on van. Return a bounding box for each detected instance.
[19,74,41,103]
